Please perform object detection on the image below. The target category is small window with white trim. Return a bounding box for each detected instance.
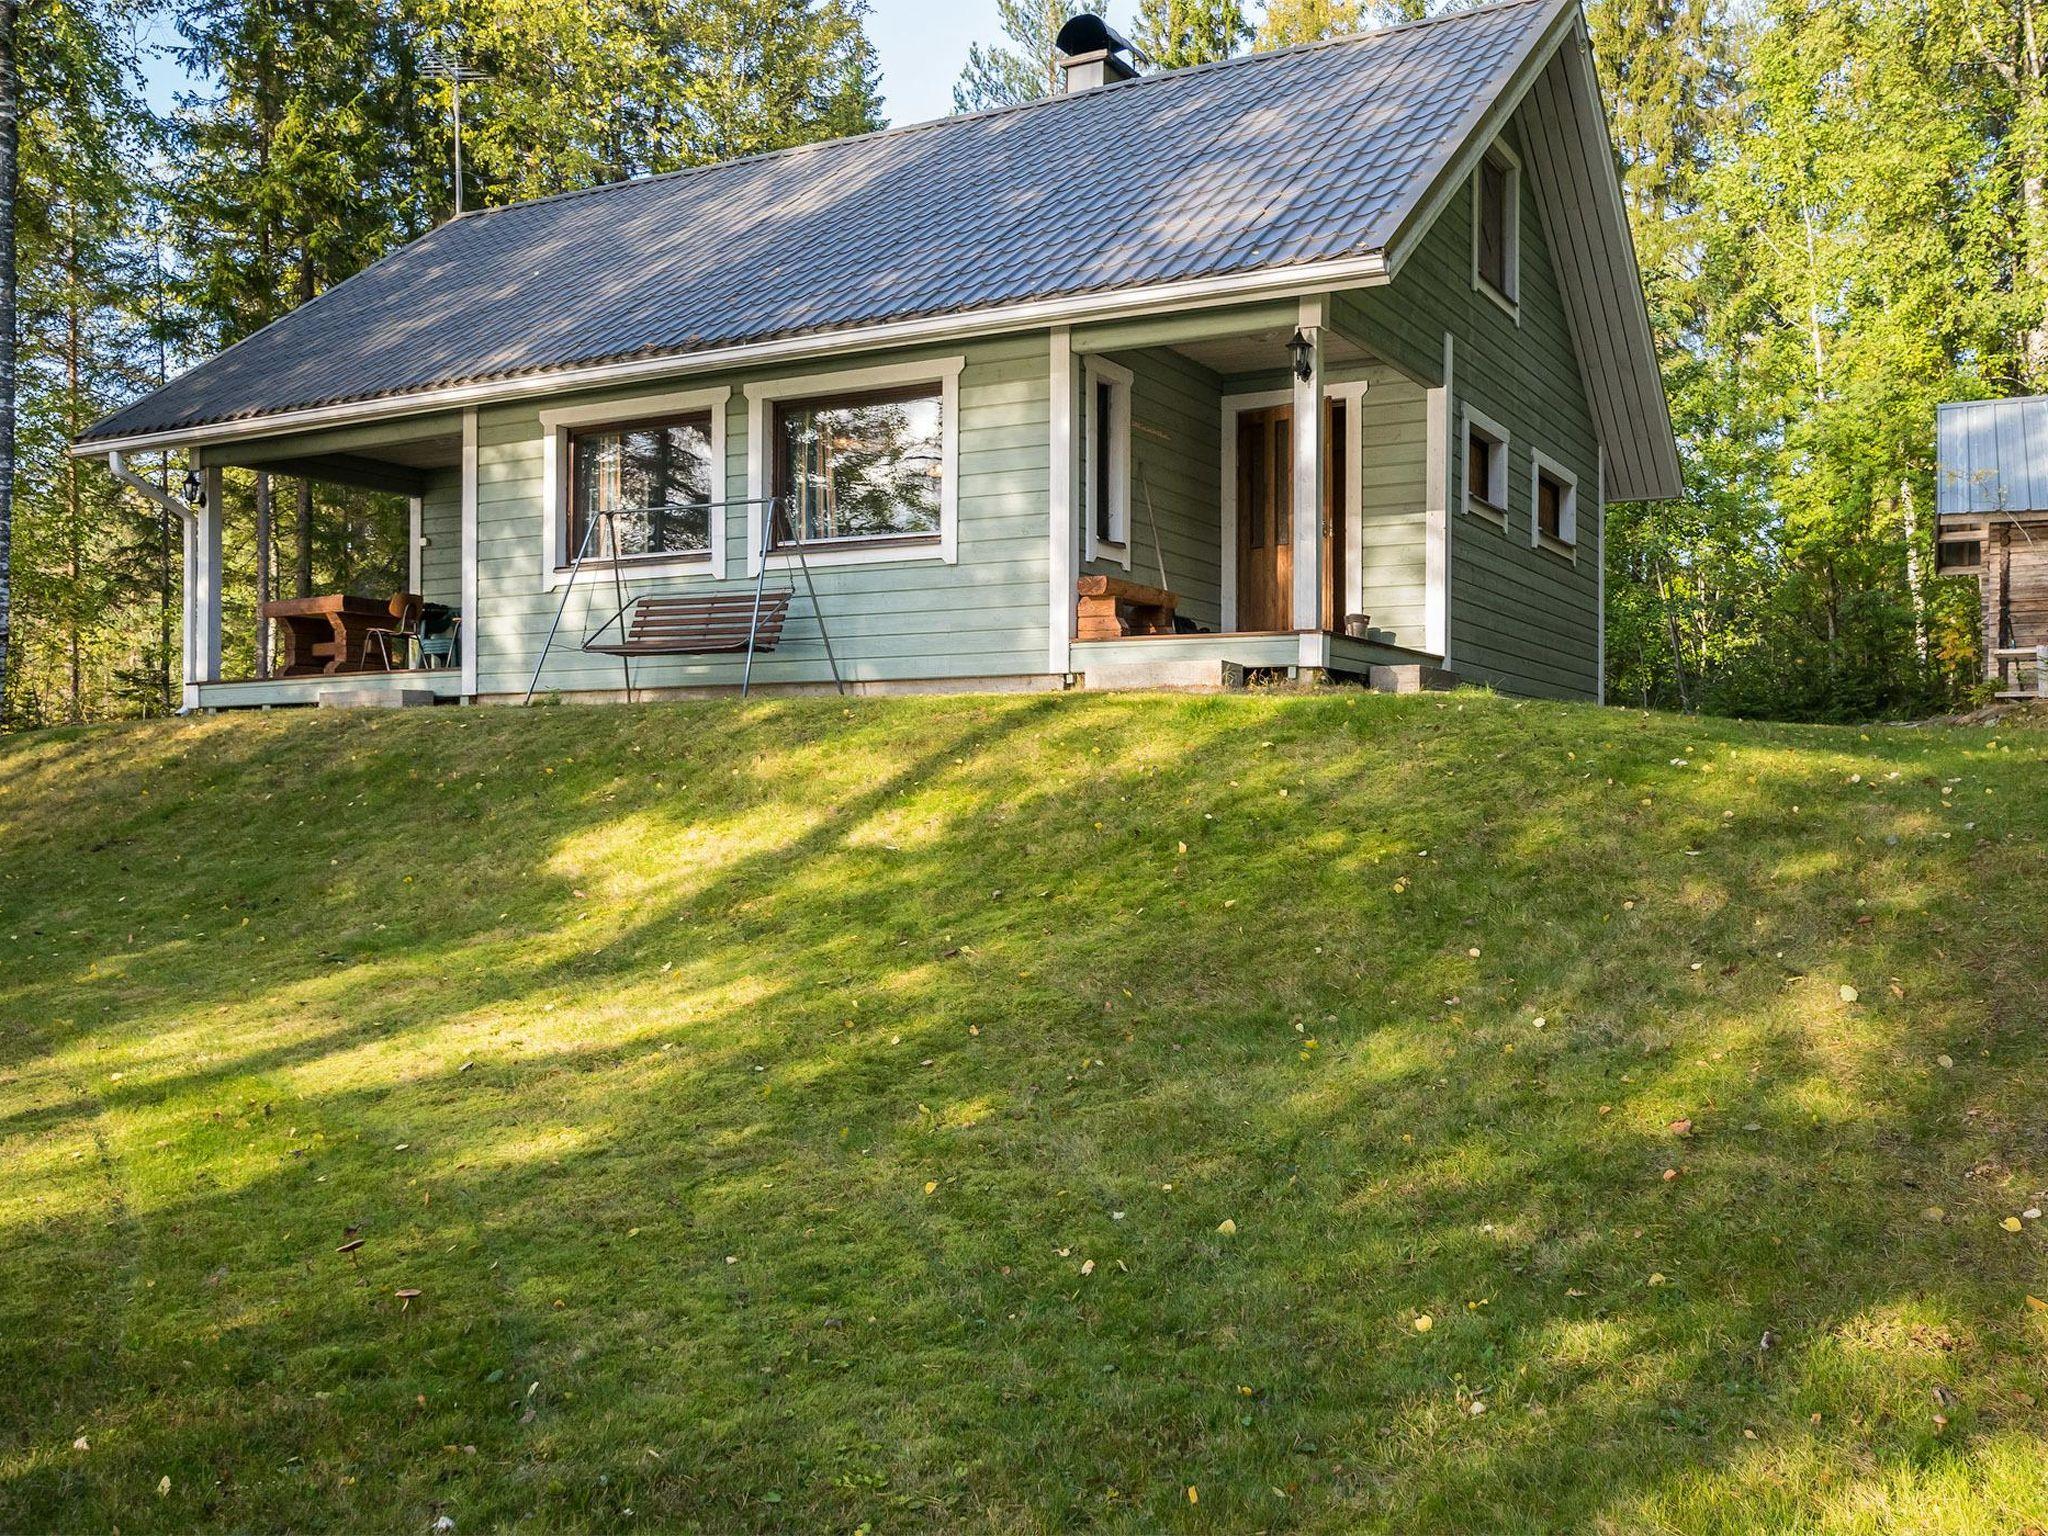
[1463,405,1509,526]
[1473,139,1521,313]
[1083,357,1133,562]
[1530,450,1578,555]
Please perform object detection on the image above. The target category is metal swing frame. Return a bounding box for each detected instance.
[523,495,844,705]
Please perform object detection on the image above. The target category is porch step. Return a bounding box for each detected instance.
[316,687,442,708]
[1368,663,1461,694]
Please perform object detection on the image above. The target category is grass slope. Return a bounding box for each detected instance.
[1,692,2046,1534]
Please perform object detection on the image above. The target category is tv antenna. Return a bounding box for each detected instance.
[420,41,492,215]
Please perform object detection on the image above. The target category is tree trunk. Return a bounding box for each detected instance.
[295,480,313,595]
[1901,477,1926,659]
[255,472,273,678]
[0,0,19,725]
[66,222,82,721]
[2019,0,2048,382]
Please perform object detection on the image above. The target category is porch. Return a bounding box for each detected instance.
[172,413,469,710]
[1051,293,1450,689]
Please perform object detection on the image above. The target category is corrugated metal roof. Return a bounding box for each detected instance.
[1938,397,2048,516]
[83,0,1560,446]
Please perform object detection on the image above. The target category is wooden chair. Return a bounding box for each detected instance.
[366,593,425,671]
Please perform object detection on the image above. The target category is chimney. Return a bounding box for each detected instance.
[1055,15,1145,92]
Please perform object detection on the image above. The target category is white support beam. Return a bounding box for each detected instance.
[193,466,225,689]
[460,410,479,699]
[1047,326,1076,679]
[1423,332,1453,661]
[1290,300,1326,632]
[408,495,424,593]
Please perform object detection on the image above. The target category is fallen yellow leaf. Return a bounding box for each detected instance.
[2004,1216,2024,1233]
[1216,1218,1237,1235]
[1413,1314,1433,1333]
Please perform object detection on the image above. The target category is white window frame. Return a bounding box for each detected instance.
[1471,136,1522,321]
[1461,403,1510,530]
[538,385,731,592]
[1082,356,1134,568]
[1530,448,1578,561]
[745,356,963,575]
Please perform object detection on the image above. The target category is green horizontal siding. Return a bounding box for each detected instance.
[469,334,1055,696]
[1338,111,1605,701]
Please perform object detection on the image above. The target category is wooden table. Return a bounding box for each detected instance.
[261,595,396,677]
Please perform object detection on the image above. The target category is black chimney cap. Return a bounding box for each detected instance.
[1055,14,1141,60]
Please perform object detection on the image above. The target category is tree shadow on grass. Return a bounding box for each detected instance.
[1,694,2045,1532]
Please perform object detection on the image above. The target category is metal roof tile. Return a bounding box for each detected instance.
[83,0,1555,443]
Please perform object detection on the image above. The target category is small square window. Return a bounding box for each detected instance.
[1530,451,1578,552]
[1935,537,1982,575]
[1463,407,1509,524]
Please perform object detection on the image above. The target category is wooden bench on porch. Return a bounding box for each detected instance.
[1075,574,1179,640]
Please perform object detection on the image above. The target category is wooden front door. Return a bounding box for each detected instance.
[1234,401,1345,632]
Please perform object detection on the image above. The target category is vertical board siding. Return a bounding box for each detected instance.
[1341,109,1604,701]
[1079,346,1226,630]
[468,334,1053,695]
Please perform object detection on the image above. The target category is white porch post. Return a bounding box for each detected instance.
[191,464,225,691]
[1048,326,1076,679]
[1290,298,1326,633]
[1423,331,1452,661]
[460,409,479,700]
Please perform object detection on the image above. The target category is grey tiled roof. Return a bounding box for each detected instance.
[85,0,1559,444]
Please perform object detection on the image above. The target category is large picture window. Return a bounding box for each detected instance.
[567,413,715,564]
[773,384,944,547]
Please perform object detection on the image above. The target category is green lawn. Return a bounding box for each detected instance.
[2,690,2045,1533]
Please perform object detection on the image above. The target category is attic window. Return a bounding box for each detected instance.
[1474,141,1520,312]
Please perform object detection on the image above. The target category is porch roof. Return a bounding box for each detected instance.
[82,0,1564,448]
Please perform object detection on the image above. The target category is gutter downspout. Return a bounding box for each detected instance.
[107,450,200,714]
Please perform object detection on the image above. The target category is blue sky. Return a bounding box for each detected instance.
[140,1,1139,129]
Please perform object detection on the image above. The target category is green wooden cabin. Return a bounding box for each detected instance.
[74,0,1679,710]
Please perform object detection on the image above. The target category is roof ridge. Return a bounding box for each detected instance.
[452,0,1555,224]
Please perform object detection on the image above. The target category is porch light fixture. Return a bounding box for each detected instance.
[1288,328,1315,383]
[181,469,206,510]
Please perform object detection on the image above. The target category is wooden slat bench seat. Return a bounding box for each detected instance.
[585,591,794,657]
[1075,574,1179,640]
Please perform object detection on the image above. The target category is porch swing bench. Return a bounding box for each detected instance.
[525,497,843,703]
[583,590,794,657]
